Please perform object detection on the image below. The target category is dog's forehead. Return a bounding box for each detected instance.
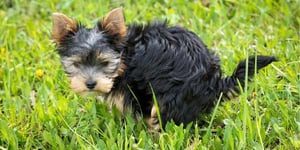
[66,27,115,55]
[76,28,106,46]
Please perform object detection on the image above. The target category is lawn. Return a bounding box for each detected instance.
[0,0,299,149]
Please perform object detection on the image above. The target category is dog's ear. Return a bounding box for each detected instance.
[52,13,78,44]
[100,7,126,40]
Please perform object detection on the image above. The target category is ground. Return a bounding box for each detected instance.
[0,0,299,149]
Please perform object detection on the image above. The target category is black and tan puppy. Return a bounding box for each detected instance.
[52,8,276,130]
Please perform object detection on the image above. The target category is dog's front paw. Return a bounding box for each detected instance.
[145,106,161,132]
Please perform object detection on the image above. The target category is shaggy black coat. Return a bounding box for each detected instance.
[112,22,276,126]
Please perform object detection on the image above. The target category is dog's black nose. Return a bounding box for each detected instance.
[85,80,97,89]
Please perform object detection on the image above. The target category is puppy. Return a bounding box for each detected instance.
[52,8,277,130]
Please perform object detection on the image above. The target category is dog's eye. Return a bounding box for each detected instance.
[99,61,109,66]
[73,62,80,67]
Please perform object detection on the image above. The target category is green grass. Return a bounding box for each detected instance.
[0,0,299,149]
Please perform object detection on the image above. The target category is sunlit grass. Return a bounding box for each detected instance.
[0,0,299,149]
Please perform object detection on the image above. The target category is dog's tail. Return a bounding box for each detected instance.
[219,55,277,100]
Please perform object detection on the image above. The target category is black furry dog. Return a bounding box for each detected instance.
[52,8,277,130]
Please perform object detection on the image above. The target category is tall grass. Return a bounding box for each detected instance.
[0,0,299,149]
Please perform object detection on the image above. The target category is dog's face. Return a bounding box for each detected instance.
[52,8,126,95]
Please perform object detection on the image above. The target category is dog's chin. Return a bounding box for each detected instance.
[79,91,99,97]
[74,90,106,103]
[77,89,111,98]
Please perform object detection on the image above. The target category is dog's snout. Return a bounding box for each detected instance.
[85,80,97,89]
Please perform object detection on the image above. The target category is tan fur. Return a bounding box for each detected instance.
[117,53,127,76]
[145,106,160,131]
[117,63,127,76]
[69,75,87,94]
[52,13,77,44]
[68,74,115,96]
[225,89,239,100]
[106,90,126,114]
[94,76,114,94]
[101,7,126,39]
[69,75,114,95]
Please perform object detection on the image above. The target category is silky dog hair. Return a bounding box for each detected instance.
[52,8,277,130]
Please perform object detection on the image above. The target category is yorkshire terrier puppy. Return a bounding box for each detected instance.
[52,8,277,130]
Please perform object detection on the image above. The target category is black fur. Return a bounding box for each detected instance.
[114,22,277,126]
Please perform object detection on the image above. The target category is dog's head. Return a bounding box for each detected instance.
[52,8,126,95]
